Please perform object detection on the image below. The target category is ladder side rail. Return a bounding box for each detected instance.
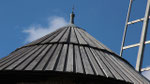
[120,0,134,57]
[136,0,150,73]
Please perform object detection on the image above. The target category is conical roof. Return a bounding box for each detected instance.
[0,24,149,84]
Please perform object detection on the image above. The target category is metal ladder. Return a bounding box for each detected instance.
[120,0,150,73]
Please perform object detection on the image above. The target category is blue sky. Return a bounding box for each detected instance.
[0,0,150,78]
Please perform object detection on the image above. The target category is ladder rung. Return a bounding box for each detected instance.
[123,43,140,49]
[123,40,150,50]
[141,67,150,72]
[127,18,144,25]
[127,16,150,25]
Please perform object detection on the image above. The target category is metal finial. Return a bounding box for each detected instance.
[72,4,74,13]
[70,5,75,24]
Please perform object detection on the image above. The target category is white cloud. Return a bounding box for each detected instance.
[23,16,68,42]
[142,70,150,80]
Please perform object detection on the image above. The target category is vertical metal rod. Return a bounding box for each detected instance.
[70,12,75,24]
[136,0,150,73]
[120,0,133,57]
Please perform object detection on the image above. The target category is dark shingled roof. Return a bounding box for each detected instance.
[0,24,149,84]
